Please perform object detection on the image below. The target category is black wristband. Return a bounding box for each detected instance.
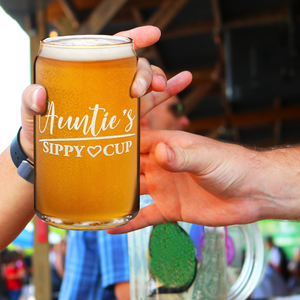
[10,127,34,184]
[10,127,28,168]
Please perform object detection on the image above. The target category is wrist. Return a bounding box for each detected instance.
[19,128,34,162]
[10,127,34,184]
[256,148,300,221]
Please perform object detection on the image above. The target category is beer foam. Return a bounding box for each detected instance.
[39,35,136,61]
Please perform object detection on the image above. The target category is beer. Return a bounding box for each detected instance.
[34,35,139,230]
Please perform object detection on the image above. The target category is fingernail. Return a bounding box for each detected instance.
[32,87,43,112]
[157,75,166,88]
[137,78,148,96]
[165,144,174,163]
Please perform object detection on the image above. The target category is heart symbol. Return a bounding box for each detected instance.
[87,146,102,158]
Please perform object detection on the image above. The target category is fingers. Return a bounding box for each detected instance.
[131,59,167,99]
[149,65,168,93]
[132,58,152,98]
[114,26,161,50]
[116,26,192,117]
[132,63,167,98]
[106,204,167,234]
[140,172,148,195]
[140,130,184,155]
[133,60,191,118]
[140,71,192,117]
[140,130,211,175]
[154,141,222,177]
[154,143,202,174]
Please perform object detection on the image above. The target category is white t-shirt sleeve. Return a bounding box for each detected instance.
[269,246,281,267]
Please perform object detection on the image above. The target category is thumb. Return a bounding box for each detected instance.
[21,84,47,119]
[20,84,47,160]
[154,142,203,174]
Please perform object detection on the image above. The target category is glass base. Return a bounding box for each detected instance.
[35,210,139,230]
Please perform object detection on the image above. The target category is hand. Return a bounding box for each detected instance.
[19,25,192,161]
[107,130,300,234]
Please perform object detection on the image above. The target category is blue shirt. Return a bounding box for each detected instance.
[59,230,129,300]
[250,265,289,299]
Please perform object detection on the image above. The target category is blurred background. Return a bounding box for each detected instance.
[1,0,300,299]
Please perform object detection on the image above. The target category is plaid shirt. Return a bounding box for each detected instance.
[59,230,129,300]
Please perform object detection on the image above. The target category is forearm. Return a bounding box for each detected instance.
[55,255,64,278]
[0,145,34,250]
[5,270,25,280]
[251,147,300,221]
[114,281,130,300]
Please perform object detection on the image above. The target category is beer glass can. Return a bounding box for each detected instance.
[34,35,139,230]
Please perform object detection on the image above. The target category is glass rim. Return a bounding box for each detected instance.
[227,223,266,300]
[41,34,133,48]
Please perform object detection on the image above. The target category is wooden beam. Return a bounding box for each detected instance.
[187,104,300,132]
[207,127,223,139]
[26,8,47,83]
[225,6,288,29]
[52,15,76,35]
[57,0,80,29]
[166,67,215,83]
[188,115,225,132]
[162,6,289,40]
[145,0,189,31]
[76,0,128,34]
[210,0,222,30]
[34,217,51,300]
[231,104,300,127]
[138,62,215,86]
[131,6,144,25]
[183,83,216,114]
[131,7,166,69]
[162,19,215,40]
[46,0,65,23]
[26,3,52,299]
[125,0,166,10]
[273,97,282,143]
[137,0,189,58]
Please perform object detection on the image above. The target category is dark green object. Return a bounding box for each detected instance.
[149,222,197,292]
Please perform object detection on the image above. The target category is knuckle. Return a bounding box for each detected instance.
[176,147,189,171]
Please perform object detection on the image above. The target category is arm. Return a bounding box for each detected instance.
[54,252,65,278]
[114,282,130,300]
[16,267,25,280]
[0,141,35,251]
[108,130,300,234]
[3,266,25,280]
[0,85,46,251]
[0,25,192,251]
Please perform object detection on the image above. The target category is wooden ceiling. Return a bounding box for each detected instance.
[2,0,300,147]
